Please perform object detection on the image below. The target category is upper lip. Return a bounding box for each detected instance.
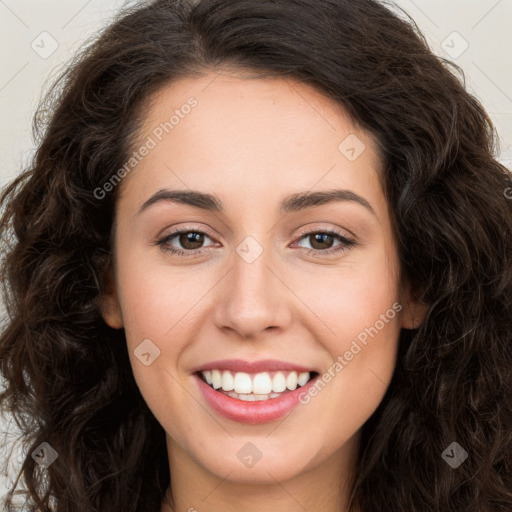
[191,359,317,374]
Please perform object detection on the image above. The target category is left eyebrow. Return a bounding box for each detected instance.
[280,189,376,217]
[137,188,377,218]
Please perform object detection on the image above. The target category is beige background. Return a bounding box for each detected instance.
[1,0,511,505]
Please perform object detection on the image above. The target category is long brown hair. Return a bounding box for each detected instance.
[1,0,511,510]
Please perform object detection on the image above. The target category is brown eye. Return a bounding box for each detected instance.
[157,229,217,257]
[177,231,206,250]
[307,233,336,250]
[293,229,357,256]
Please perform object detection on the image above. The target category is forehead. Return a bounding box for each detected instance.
[118,70,385,215]
[137,70,369,152]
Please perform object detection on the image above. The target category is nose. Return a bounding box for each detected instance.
[213,239,293,339]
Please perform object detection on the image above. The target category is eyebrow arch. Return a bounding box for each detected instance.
[137,188,377,217]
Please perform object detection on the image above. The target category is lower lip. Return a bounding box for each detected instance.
[194,373,319,424]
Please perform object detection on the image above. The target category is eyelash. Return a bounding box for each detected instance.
[155,226,357,258]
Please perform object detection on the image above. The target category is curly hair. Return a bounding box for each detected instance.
[1,0,511,510]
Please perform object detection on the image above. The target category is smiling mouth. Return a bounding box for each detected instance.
[196,369,319,401]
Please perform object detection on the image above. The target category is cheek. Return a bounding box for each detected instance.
[296,242,400,346]
[115,248,199,342]
[113,254,200,428]
[296,243,402,406]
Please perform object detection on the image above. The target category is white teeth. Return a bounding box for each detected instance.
[211,369,222,389]
[252,372,272,394]
[286,372,298,390]
[225,391,284,401]
[200,369,313,395]
[272,372,287,392]
[297,371,310,386]
[233,372,253,394]
[221,370,234,391]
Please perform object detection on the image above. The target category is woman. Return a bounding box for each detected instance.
[1,0,511,511]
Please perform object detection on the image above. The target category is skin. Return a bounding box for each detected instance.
[100,69,428,512]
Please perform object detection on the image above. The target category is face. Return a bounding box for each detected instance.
[101,70,426,489]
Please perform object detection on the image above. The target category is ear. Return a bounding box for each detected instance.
[99,266,124,329]
[399,278,429,330]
